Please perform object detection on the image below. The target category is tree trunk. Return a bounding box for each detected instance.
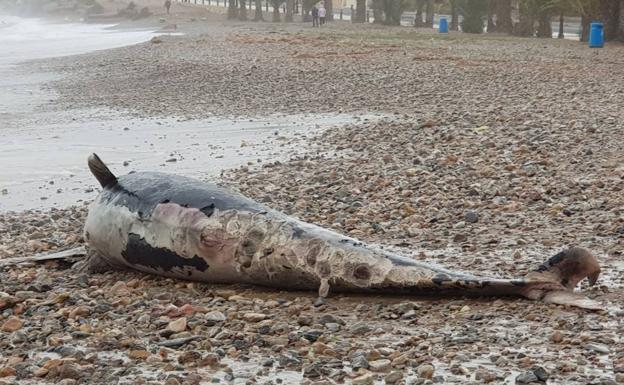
[536,9,552,38]
[514,1,534,36]
[558,10,564,38]
[414,0,424,27]
[372,0,384,24]
[601,0,620,40]
[619,0,624,41]
[495,0,512,34]
[239,0,247,20]
[580,2,600,41]
[354,0,365,23]
[227,0,238,19]
[486,0,495,32]
[272,0,280,22]
[424,0,433,27]
[326,0,333,21]
[450,0,458,31]
[285,0,293,21]
[253,0,263,20]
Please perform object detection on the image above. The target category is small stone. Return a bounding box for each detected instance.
[313,297,326,307]
[475,368,497,383]
[551,330,563,343]
[515,371,538,384]
[532,366,549,382]
[178,351,202,365]
[165,378,182,385]
[369,359,391,372]
[168,317,187,332]
[261,358,274,367]
[242,313,267,322]
[352,354,369,370]
[128,350,150,360]
[417,364,434,379]
[348,321,371,335]
[352,373,375,385]
[587,343,610,354]
[1,316,23,332]
[0,367,16,377]
[384,371,403,384]
[205,311,226,324]
[464,211,479,223]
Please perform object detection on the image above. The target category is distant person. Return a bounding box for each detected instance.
[164,0,172,14]
[311,5,319,27]
[318,4,326,25]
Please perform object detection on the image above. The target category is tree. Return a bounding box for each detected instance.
[372,0,406,25]
[449,0,459,30]
[272,0,281,21]
[600,0,620,40]
[354,0,366,23]
[414,0,424,27]
[326,0,334,21]
[239,0,247,20]
[486,0,496,32]
[285,0,294,21]
[496,0,513,33]
[456,0,488,33]
[424,0,434,27]
[253,0,264,21]
[227,0,238,19]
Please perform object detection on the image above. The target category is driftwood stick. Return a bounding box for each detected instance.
[0,246,87,268]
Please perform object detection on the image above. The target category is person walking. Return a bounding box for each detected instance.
[311,5,319,27]
[164,0,171,14]
[318,3,326,25]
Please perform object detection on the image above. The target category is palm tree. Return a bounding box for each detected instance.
[253,0,264,21]
[285,0,294,21]
[354,0,366,23]
[271,0,281,21]
[414,0,424,27]
[227,0,238,19]
[495,0,513,33]
[424,0,434,27]
[239,0,247,20]
[449,0,459,30]
[456,0,488,33]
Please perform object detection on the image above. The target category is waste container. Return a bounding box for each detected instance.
[439,17,448,33]
[589,22,604,48]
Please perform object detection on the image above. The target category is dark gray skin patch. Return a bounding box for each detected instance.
[432,274,453,285]
[122,233,209,273]
[536,251,566,272]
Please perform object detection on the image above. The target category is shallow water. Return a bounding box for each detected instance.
[0,15,161,66]
[0,112,376,211]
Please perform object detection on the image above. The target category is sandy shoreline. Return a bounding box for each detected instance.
[1,5,624,385]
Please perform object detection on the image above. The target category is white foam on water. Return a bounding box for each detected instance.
[0,14,161,66]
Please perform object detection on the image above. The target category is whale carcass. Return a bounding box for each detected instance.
[83,154,603,310]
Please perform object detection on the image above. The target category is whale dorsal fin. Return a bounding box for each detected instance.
[88,153,117,188]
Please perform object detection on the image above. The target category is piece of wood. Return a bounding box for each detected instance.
[0,246,86,268]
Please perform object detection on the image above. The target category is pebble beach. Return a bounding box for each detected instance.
[1,1,624,384]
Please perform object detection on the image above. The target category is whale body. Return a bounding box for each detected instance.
[83,154,602,310]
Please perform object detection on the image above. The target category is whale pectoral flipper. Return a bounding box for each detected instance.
[75,248,120,273]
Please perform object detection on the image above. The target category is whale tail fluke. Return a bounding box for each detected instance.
[88,153,117,188]
[522,247,602,310]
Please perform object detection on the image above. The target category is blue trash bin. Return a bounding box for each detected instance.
[589,22,604,48]
[439,17,448,33]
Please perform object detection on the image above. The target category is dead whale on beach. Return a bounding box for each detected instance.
[83,154,603,310]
